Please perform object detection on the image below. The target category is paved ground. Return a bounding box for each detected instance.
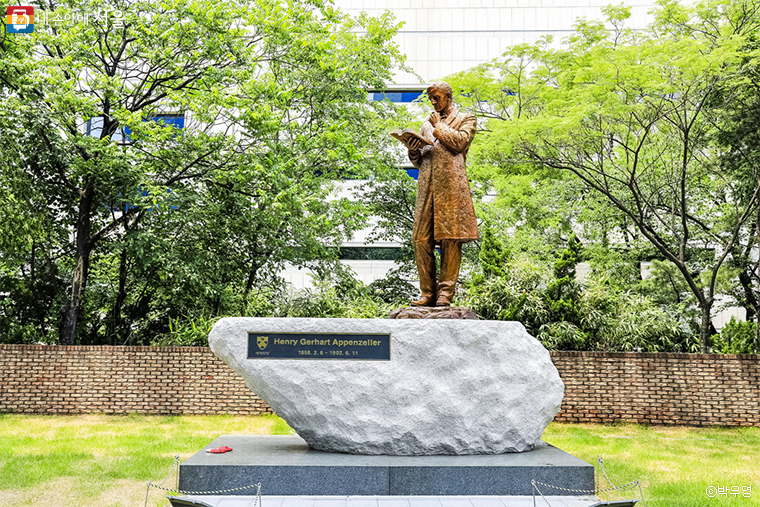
[173,495,601,507]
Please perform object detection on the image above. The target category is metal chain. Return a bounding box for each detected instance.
[531,455,644,507]
[161,455,180,487]
[145,454,181,507]
[252,482,261,507]
[532,479,558,507]
[143,453,262,506]
[597,455,647,507]
[143,452,642,507]
[147,481,262,496]
[531,479,641,494]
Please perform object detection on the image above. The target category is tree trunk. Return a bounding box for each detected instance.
[107,246,129,344]
[699,300,713,354]
[60,180,94,345]
[733,220,758,325]
[242,261,259,316]
[738,270,757,322]
[107,214,139,345]
[757,207,760,354]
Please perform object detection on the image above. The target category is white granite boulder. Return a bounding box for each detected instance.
[209,317,564,455]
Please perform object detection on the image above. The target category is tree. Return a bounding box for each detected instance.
[0,0,405,344]
[448,2,760,352]
[545,233,582,324]
[704,3,760,350]
[477,220,510,279]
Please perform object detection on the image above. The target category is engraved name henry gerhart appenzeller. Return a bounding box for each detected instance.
[247,332,391,360]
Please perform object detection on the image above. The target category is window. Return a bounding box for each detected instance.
[339,247,403,261]
[369,91,425,103]
[85,114,185,142]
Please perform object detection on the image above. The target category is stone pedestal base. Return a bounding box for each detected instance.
[178,435,594,496]
[388,306,478,319]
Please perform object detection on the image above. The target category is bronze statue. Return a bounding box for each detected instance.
[403,81,479,307]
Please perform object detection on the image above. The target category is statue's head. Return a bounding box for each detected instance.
[427,81,453,113]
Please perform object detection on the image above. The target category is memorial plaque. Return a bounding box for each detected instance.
[247,332,391,360]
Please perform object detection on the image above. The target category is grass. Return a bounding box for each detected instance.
[543,423,760,507]
[0,413,292,507]
[0,415,757,506]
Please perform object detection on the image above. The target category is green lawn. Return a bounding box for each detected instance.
[0,414,757,507]
[0,414,292,507]
[543,423,759,507]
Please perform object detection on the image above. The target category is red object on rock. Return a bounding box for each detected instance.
[206,446,233,454]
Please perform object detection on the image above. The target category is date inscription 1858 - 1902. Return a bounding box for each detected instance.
[247,332,391,360]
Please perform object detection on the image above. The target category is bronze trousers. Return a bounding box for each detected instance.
[414,239,462,301]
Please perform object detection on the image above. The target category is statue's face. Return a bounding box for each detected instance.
[429,89,450,113]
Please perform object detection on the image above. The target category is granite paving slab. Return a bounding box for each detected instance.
[180,496,601,507]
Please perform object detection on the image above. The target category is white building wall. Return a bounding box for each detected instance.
[335,0,663,85]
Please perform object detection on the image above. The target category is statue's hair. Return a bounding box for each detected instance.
[427,81,453,100]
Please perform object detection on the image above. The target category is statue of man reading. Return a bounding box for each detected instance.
[406,81,479,307]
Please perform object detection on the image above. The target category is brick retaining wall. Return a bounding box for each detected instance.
[1,345,757,426]
[0,345,271,415]
[551,351,759,426]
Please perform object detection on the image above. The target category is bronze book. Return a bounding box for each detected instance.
[390,129,432,148]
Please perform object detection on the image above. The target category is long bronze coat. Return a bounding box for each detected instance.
[409,107,479,243]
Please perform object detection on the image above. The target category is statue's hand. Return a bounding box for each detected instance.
[429,112,441,127]
[408,138,421,152]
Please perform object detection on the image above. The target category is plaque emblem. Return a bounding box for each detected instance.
[257,335,269,350]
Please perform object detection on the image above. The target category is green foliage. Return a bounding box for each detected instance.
[545,234,582,323]
[0,0,406,345]
[461,234,694,351]
[464,251,551,335]
[151,315,216,347]
[584,245,643,288]
[638,260,693,306]
[354,163,419,281]
[712,316,759,354]
[537,321,589,351]
[477,221,510,279]
[579,275,695,352]
[448,0,760,352]
[366,272,418,305]
[149,267,408,346]
[274,271,394,319]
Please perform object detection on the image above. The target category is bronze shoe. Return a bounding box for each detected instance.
[435,295,451,307]
[411,294,436,307]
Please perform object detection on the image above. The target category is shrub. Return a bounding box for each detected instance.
[712,316,758,354]
[578,275,689,352]
[537,320,589,350]
[463,254,551,334]
[366,269,417,305]
[151,315,215,347]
